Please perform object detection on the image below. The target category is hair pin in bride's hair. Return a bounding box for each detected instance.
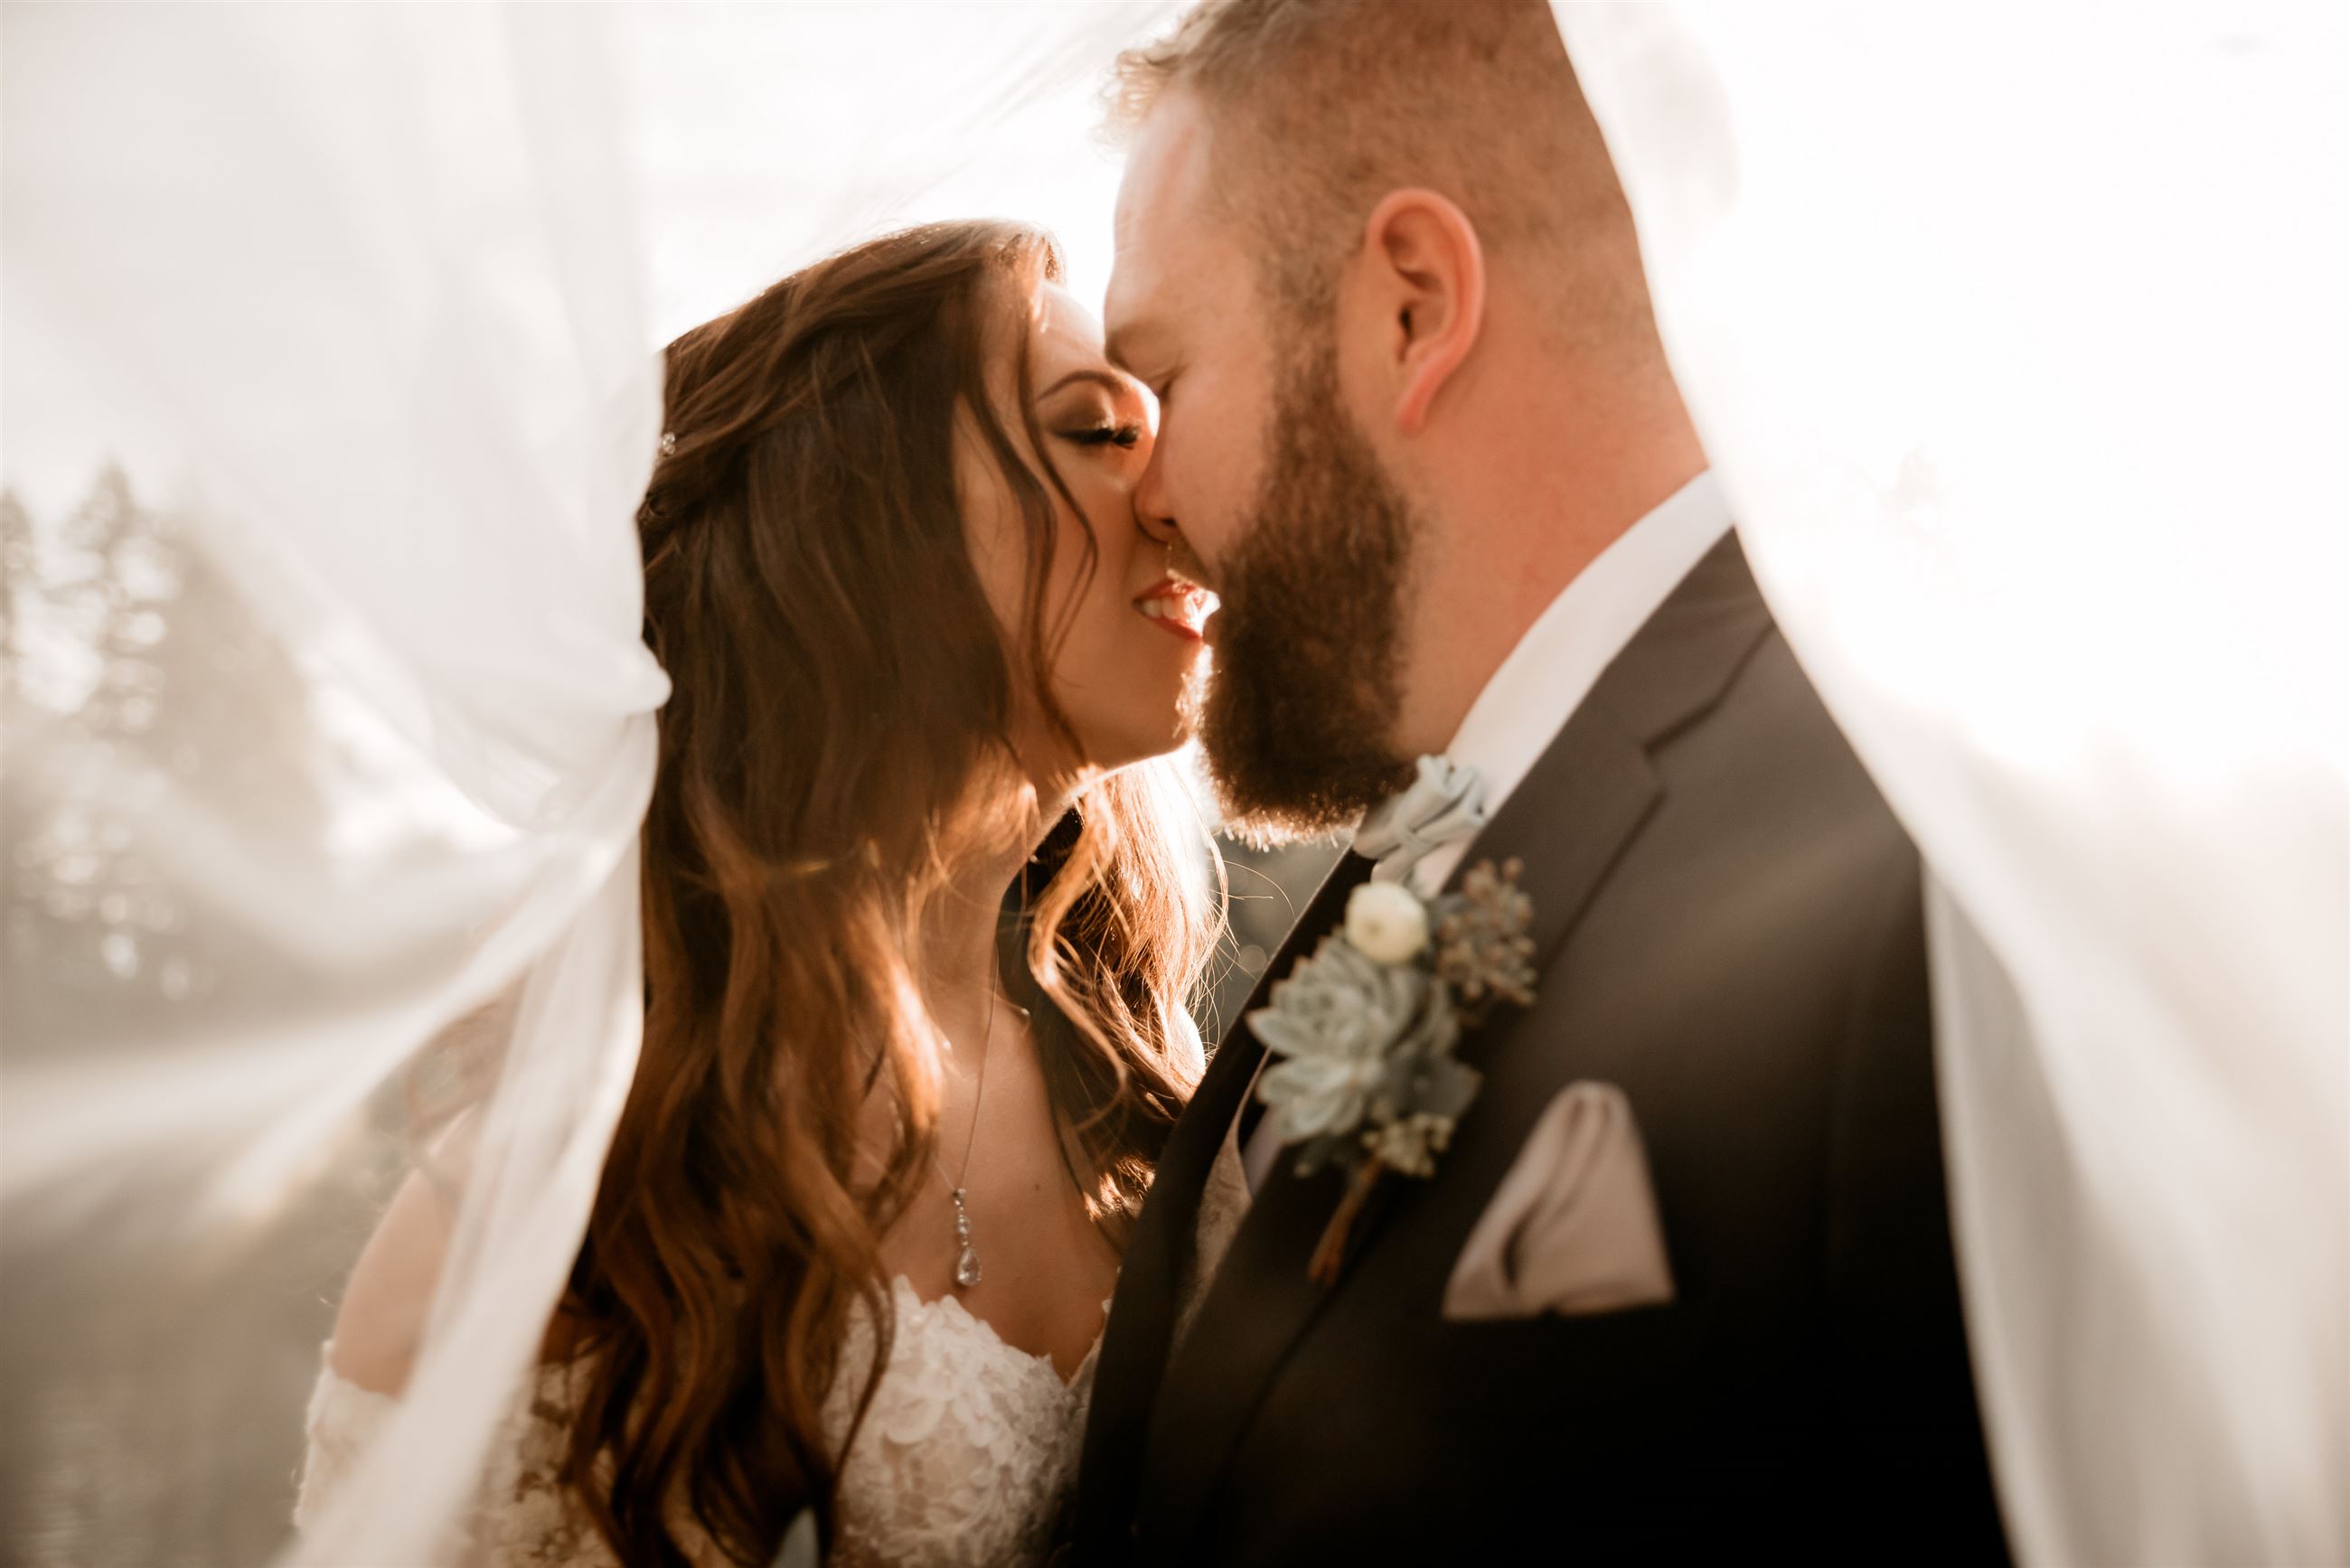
[658,431,677,456]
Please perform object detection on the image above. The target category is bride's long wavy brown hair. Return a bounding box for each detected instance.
[553,221,1219,1566]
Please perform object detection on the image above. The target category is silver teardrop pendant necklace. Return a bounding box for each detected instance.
[933,983,1001,1291]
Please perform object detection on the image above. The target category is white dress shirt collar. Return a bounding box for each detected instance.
[1408,470,1733,895]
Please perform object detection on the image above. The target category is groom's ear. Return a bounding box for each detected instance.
[1358,188,1487,437]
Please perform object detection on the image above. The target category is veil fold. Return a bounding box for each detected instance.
[4,5,1171,1561]
[1552,5,2348,1561]
[4,6,661,1561]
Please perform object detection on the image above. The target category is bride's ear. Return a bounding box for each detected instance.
[1358,188,1486,437]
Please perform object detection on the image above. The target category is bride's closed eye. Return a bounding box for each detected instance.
[1061,422,1144,450]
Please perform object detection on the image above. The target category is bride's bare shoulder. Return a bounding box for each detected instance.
[324,1112,480,1396]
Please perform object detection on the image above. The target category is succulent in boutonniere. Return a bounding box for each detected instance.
[1249,857,1539,1285]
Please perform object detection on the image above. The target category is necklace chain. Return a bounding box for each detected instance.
[932,981,997,1192]
[932,981,1001,1291]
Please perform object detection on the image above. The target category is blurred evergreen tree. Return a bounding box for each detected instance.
[1,466,324,1044]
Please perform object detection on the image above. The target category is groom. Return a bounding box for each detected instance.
[1075,2,2008,1562]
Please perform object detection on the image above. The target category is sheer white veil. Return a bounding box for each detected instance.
[3,4,1165,1563]
[4,3,2341,1564]
[1553,4,2347,1562]
[5,7,663,1563]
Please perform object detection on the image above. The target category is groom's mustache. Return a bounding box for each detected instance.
[1166,538,1218,596]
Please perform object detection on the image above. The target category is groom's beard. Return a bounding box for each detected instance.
[1198,345,1420,843]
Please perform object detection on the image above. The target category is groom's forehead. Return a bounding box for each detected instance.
[1106,95,1223,359]
[1115,88,1212,237]
[1103,251,1177,371]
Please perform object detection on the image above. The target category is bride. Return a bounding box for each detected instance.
[294,220,1227,1567]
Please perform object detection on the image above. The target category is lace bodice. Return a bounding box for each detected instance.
[295,1277,1102,1567]
[822,1278,1101,1566]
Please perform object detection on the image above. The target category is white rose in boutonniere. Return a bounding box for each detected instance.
[1343,882,1429,964]
[1248,857,1540,1286]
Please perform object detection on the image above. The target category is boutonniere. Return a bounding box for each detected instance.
[1247,859,1538,1285]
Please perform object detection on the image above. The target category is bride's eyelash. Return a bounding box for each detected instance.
[1063,423,1143,449]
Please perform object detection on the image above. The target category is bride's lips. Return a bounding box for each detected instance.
[1133,575,1217,643]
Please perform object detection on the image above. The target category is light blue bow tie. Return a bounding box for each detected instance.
[1353,755,1489,885]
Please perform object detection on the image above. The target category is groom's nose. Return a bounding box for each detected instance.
[1133,448,1180,548]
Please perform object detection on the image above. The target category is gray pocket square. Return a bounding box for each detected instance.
[1443,1080,1676,1320]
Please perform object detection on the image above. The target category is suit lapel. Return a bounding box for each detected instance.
[1441,530,1775,989]
[1440,702,1661,988]
[1074,850,1373,1560]
[1126,532,1775,1551]
[1132,1103,1361,1543]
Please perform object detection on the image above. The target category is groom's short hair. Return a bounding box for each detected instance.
[1108,0,1627,323]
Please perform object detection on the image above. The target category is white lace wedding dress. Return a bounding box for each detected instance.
[296,1280,1098,1567]
[294,1136,1251,1567]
